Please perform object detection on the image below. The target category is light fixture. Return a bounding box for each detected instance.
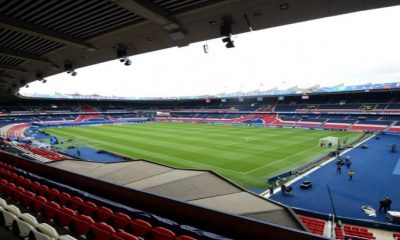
[124,59,132,66]
[222,37,234,48]
[220,16,235,48]
[116,45,131,66]
[64,62,77,76]
[36,72,44,81]
[203,44,209,54]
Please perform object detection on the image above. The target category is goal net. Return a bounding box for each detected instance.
[319,136,339,147]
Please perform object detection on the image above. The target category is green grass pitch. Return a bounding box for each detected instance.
[45,122,361,189]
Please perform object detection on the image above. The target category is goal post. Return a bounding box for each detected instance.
[319,136,339,147]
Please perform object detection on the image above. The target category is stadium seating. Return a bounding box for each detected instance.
[0,164,200,240]
[297,215,325,236]
[69,214,95,236]
[149,226,177,240]
[110,231,139,240]
[93,206,113,222]
[0,196,77,240]
[108,212,131,229]
[126,218,152,238]
[86,222,116,240]
[54,207,76,227]
[342,225,376,239]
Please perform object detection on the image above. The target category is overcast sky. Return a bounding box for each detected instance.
[20,5,400,98]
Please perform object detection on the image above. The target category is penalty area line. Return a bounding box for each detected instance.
[244,145,321,175]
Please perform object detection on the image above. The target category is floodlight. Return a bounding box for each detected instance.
[222,37,235,48]
[124,59,132,66]
[64,62,77,76]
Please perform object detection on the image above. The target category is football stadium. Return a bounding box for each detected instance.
[0,1,400,240]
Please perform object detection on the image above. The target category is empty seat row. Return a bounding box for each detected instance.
[297,215,325,236]
[0,196,76,240]
[334,226,343,240]
[0,163,197,240]
[18,144,67,161]
[343,225,375,239]
[0,162,15,172]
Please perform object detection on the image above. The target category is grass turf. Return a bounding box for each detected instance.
[45,122,361,189]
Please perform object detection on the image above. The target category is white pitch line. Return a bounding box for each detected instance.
[245,132,358,175]
[244,145,321,174]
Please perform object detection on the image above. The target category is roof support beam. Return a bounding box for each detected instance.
[0,47,52,65]
[0,64,27,73]
[0,15,96,51]
[0,72,16,80]
[114,0,182,32]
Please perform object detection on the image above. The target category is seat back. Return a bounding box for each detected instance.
[93,206,113,222]
[70,214,94,236]
[55,207,76,227]
[108,212,131,229]
[149,227,176,240]
[110,231,139,240]
[47,188,60,201]
[79,201,97,216]
[88,222,116,240]
[68,196,83,210]
[57,192,71,206]
[127,219,152,237]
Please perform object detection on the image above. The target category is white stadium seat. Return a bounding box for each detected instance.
[0,197,7,208]
[29,223,59,240]
[13,213,38,238]
[1,204,21,228]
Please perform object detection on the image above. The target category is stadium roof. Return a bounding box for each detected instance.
[1,0,400,98]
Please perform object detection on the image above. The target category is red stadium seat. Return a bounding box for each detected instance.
[21,191,36,208]
[20,177,32,189]
[9,172,18,182]
[54,206,76,227]
[15,175,26,186]
[126,219,152,238]
[69,214,95,236]
[47,188,60,201]
[57,192,71,206]
[41,201,61,220]
[0,179,8,192]
[30,195,47,213]
[93,206,113,222]
[12,186,25,202]
[79,201,97,216]
[108,212,131,229]
[67,196,84,210]
[110,232,139,240]
[149,227,176,240]
[86,222,116,240]
[38,184,49,197]
[30,181,42,194]
[3,182,16,198]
